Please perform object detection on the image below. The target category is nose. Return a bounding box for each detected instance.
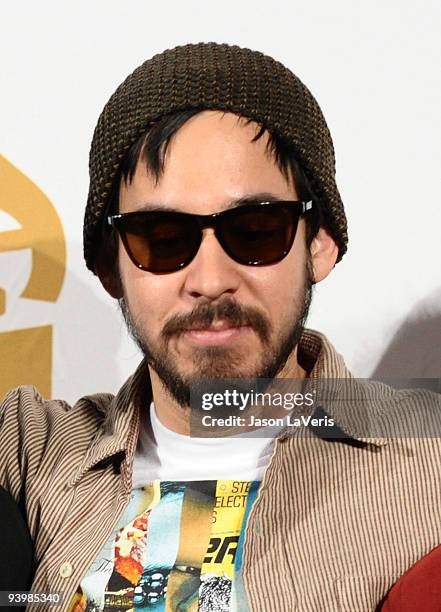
[182,228,242,301]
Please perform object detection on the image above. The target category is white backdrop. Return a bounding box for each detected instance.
[1,0,440,404]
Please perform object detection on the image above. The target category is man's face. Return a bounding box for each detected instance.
[117,110,312,406]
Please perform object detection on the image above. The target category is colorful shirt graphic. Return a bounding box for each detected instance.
[69,480,260,612]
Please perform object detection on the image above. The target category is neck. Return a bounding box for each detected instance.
[149,345,308,436]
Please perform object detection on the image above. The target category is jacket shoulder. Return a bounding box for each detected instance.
[0,385,113,499]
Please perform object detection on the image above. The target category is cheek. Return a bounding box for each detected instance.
[118,249,177,325]
[247,267,305,320]
[243,236,308,314]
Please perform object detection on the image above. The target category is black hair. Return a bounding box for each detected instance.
[99,109,324,273]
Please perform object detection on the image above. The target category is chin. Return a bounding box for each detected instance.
[185,362,261,380]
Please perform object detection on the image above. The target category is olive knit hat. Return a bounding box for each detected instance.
[84,41,347,272]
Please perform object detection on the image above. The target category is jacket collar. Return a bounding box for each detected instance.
[67,359,152,488]
[68,329,387,487]
[289,329,389,448]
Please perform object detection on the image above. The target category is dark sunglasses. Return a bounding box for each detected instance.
[107,200,313,273]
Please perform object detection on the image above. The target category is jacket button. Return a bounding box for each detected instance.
[59,562,73,578]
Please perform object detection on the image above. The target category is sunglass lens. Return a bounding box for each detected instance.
[218,205,298,265]
[120,213,200,272]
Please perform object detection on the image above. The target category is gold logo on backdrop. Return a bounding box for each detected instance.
[0,155,66,399]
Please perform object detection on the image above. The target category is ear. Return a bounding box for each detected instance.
[310,227,339,283]
[95,244,124,299]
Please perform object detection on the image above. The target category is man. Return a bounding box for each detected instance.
[1,42,440,612]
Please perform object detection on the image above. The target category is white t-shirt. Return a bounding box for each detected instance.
[132,402,275,486]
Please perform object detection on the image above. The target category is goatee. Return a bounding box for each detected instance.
[120,267,313,407]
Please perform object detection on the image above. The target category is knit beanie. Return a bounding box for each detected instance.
[84,41,347,272]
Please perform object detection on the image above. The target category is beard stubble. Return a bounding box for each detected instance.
[120,264,313,407]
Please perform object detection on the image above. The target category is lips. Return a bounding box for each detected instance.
[184,319,242,333]
[181,320,251,346]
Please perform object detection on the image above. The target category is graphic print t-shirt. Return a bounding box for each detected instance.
[69,404,274,611]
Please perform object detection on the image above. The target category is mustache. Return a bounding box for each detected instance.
[161,298,271,344]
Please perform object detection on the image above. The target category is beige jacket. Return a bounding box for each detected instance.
[1,329,440,611]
